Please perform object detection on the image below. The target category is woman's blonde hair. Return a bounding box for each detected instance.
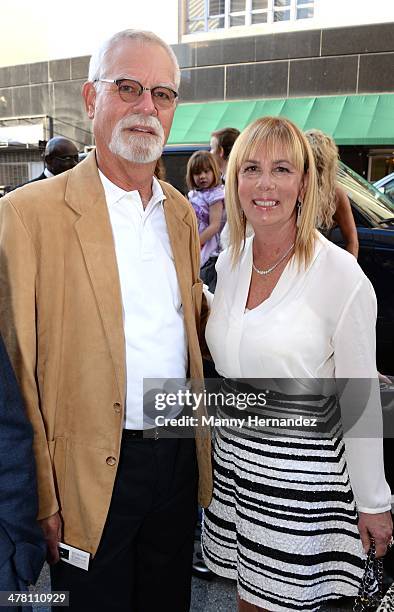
[225,116,318,269]
[186,151,222,191]
[305,129,338,229]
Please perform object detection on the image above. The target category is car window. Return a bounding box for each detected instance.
[374,172,394,189]
[337,162,394,226]
[383,179,394,199]
[347,201,370,227]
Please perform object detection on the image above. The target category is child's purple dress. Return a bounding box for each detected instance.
[188,185,225,267]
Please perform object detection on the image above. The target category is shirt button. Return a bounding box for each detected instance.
[113,402,121,413]
[106,456,117,466]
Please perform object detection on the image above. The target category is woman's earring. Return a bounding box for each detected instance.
[296,200,302,227]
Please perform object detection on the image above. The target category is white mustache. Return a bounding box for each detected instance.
[109,113,165,163]
[115,114,164,138]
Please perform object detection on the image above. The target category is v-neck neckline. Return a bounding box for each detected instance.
[242,237,296,316]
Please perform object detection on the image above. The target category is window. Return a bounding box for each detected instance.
[186,0,205,32]
[229,0,247,26]
[209,0,225,28]
[185,0,314,33]
[251,0,268,22]
[296,0,314,19]
[186,0,226,32]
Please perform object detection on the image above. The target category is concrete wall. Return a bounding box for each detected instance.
[176,22,394,101]
[0,56,92,148]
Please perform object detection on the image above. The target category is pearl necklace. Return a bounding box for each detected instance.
[252,242,295,276]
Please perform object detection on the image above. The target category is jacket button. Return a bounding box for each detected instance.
[106,456,117,466]
[113,402,121,413]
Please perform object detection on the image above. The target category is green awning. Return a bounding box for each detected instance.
[168,93,394,146]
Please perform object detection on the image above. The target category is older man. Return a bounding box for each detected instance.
[0,29,211,612]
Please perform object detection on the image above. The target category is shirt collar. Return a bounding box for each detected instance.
[44,167,54,178]
[98,169,166,210]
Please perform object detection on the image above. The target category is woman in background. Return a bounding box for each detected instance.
[210,127,240,183]
[306,128,359,258]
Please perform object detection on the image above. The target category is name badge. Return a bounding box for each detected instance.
[58,542,90,571]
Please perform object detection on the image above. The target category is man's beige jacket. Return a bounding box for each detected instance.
[0,153,212,556]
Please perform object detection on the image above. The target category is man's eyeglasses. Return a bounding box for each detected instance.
[94,78,178,110]
[52,155,79,163]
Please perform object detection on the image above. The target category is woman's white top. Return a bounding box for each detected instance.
[206,233,391,513]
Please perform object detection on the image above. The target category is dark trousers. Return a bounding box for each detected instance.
[200,256,218,293]
[51,436,198,612]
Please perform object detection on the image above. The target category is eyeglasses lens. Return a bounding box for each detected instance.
[55,155,79,162]
[117,79,176,109]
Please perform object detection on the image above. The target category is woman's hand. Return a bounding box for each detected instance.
[378,372,392,385]
[358,510,393,558]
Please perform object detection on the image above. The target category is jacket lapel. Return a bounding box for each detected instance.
[162,189,193,308]
[64,154,126,401]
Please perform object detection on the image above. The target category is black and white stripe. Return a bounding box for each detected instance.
[202,384,364,611]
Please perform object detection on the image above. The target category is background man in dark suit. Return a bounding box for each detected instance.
[25,136,79,184]
[0,335,45,610]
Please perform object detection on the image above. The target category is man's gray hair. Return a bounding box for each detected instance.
[88,29,180,90]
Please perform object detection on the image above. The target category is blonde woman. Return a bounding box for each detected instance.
[202,117,392,611]
[305,128,359,258]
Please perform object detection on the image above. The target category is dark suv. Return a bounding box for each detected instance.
[334,162,394,372]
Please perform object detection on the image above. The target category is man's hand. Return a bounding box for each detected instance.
[40,512,62,564]
[358,511,393,558]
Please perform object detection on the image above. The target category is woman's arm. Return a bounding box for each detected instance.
[199,200,224,246]
[333,276,392,556]
[333,185,359,258]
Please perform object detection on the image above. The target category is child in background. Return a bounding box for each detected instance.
[186,151,225,290]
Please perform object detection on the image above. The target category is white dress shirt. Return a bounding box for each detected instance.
[99,170,187,429]
[206,233,391,512]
